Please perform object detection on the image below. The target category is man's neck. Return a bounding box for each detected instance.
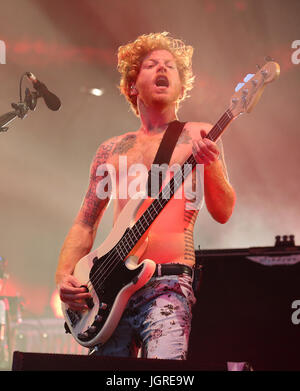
[138,101,178,135]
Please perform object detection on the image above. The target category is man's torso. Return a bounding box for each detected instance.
[104,123,209,267]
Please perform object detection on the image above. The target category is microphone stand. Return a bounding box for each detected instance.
[0,72,41,133]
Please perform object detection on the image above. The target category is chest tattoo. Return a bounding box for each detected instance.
[112,134,137,155]
[177,129,192,145]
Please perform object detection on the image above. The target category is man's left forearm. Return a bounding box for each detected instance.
[204,160,236,223]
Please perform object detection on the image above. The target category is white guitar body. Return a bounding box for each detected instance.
[62,191,156,348]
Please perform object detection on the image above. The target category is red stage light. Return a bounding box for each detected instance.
[235,1,247,11]
[50,289,63,319]
[204,1,216,13]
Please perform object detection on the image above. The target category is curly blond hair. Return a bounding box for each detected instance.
[117,32,195,116]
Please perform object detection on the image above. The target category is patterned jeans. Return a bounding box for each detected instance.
[90,272,196,360]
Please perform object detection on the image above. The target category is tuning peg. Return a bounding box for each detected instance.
[235,82,245,92]
[261,69,268,78]
[243,73,255,83]
[264,55,274,63]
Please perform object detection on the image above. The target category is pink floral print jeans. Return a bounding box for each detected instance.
[90,273,196,360]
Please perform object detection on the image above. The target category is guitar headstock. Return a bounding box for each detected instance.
[230,61,280,119]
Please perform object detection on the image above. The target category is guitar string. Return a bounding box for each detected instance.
[85,172,186,296]
[83,110,232,297]
[88,168,186,292]
[82,110,232,297]
[84,179,178,294]
[83,117,233,302]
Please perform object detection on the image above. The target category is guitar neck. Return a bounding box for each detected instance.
[117,108,234,256]
[206,109,233,142]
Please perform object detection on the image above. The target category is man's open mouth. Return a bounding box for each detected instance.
[155,75,169,87]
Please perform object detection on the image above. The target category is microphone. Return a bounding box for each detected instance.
[26,72,61,111]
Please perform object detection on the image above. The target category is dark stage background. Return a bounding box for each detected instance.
[189,245,300,371]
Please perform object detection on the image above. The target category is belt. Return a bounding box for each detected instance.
[153,263,193,278]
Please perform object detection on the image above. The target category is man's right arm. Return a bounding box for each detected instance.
[55,138,117,310]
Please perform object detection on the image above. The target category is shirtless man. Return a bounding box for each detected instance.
[56,32,235,359]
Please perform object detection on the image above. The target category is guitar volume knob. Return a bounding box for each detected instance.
[95,315,103,322]
[78,331,89,340]
[87,325,97,334]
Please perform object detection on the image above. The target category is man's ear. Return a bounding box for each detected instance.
[130,84,138,96]
[180,86,185,99]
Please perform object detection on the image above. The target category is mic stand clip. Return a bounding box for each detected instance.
[0,73,41,133]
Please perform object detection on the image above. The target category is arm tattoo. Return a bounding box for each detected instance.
[78,139,116,227]
[112,134,136,155]
[183,209,198,262]
[184,226,196,262]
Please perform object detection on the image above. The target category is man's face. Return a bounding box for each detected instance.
[134,49,183,110]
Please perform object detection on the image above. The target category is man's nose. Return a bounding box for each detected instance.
[157,63,167,72]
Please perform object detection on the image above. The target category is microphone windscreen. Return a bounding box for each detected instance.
[34,80,61,111]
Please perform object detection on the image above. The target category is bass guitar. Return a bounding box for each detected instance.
[62,60,280,348]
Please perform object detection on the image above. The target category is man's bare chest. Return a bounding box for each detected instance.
[109,128,193,174]
[106,127,203,213]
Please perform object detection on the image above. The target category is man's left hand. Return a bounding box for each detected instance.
[192,129,220,165]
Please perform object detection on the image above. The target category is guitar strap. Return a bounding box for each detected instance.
[146,120,202,293]
[147,120,186,197]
